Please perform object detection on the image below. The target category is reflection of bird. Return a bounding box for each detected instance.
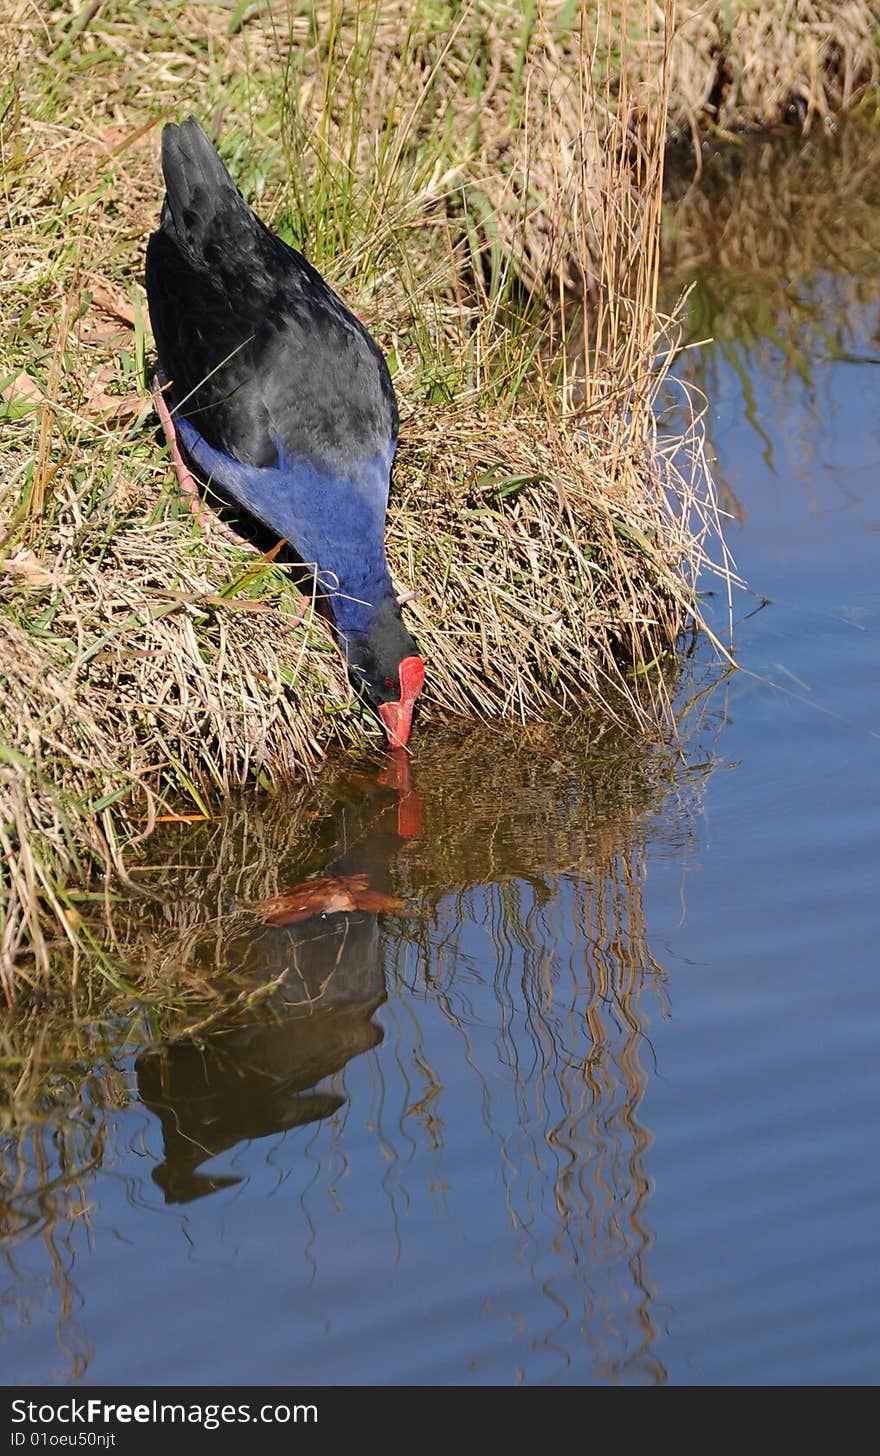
[137,900,391,1204]
[136,759,420,1204]
[137,992,383,1204]
[253,873,407,926]
[145,117,425,746]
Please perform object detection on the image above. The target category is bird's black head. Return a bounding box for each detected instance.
[343,599,425,749]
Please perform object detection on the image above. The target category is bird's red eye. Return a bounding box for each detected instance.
[383,677,394,689]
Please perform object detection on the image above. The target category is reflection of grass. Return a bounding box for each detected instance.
[0,1013,134,1380]
[394,804,676,1378]
[662,120,880,490]
[665,120,880,362]
[0,678,727,1058]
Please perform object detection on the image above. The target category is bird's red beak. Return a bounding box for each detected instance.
[378,656,425,749]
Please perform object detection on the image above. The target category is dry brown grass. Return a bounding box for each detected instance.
[664,1,880,147]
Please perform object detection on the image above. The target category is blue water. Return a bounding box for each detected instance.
[2,156,879,1387]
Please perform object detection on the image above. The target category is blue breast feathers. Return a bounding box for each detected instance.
[174,414,397,635]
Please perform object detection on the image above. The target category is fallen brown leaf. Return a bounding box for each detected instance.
[83,389,142,422]
[76,316,131,351]
[88,275,137,328]
[1,550,55,589]
[2,371,46,407]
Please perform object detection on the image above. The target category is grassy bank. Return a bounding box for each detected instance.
[665,1,880,142]
[3,0,875,998]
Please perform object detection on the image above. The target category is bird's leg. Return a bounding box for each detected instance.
[282,593,312,631]
[151,375,211,528]
[151,374,262,553]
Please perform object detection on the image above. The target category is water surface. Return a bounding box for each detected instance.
[2,130,879,1386]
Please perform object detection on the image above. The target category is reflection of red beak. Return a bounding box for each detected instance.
[377,655,425,748]
[377,745,423,836]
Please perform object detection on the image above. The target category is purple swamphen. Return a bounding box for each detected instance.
[145,117,425,747]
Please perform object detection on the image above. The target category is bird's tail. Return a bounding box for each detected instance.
[159,117,247,259]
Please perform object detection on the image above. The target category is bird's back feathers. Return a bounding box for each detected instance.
[146,118,398,479]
